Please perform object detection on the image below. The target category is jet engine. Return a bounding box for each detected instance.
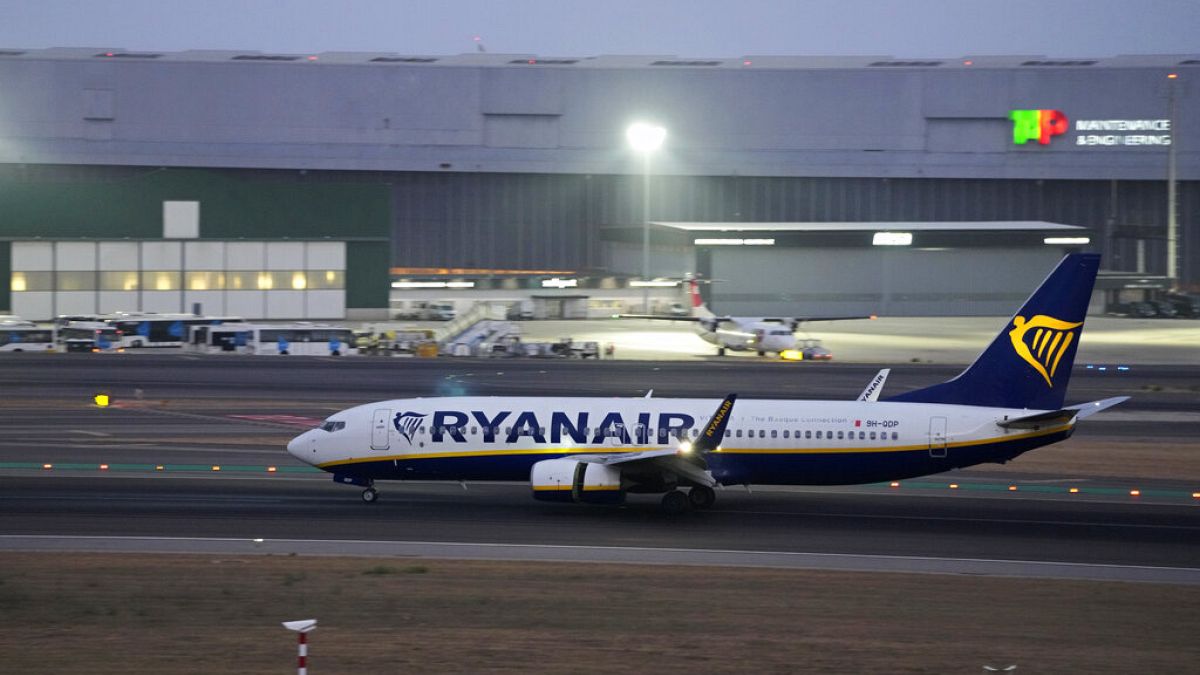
[530,458,624,504]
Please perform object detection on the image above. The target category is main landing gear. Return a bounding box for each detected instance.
[660,486,717,514]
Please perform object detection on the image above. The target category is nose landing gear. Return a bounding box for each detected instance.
[361,487,379,503]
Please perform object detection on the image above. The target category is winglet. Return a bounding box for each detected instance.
[857,369,890,402]
[694,394,736,454]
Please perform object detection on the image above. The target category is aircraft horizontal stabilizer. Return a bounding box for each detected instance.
[997,409,1078,429]
[1066,396,1130,420]
[997,396,1129,429]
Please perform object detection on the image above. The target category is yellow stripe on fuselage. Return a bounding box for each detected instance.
[315,423,1072,470]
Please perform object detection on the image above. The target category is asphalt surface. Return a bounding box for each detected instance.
[1,354,1198,581]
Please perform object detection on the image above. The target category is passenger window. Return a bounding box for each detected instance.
[735,429,742,438]
[892,432,899,440]
[770,430,777,438]
[783,430,790,439]
[859,431,866,440]
[805,430,812,439]
[869,431,876,440]
[837,431,844,440]
[815,431,822,439]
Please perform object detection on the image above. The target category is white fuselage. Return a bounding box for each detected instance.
[696,321,797,353]
[287,396,1070,487]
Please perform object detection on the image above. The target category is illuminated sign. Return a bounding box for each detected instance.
[1009,109,1069,145]
[1009,110,1172,147]
[1074,119,1170,146]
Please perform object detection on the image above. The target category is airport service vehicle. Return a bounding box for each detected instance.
[57,321,123,353]
[186,323,357,355]
[620,280,874,356]
[780,338,833,361]
[0,322,55,352]
[288,254,1127,512]
[105,313,244,348]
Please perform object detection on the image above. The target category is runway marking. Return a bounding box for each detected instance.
[2,535,1198,584]
[229,414,323,427]
[69,430,111,437]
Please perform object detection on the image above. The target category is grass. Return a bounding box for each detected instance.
[0,553,1197,673]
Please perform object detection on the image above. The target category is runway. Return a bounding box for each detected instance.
[1,354,1198,581]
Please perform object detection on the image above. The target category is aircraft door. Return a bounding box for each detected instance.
[371,409,391,450]
[928,417,947,458]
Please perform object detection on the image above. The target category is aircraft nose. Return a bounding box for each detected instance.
[287,431,313,464]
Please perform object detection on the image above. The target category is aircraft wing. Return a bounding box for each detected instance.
[615,313,732,323]
[785,315,877,329]
[561,394,737,490]
[568,450,718,488]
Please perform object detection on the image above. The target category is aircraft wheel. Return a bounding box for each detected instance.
[717,347,726,357]
[661,490,690,514]
[757,350,765,356]
[361,487,379,504]
[688,485,716,509]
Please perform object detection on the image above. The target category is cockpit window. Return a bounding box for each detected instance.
[319,420,346,432]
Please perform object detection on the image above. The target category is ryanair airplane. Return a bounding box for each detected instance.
[287,254,1127,512]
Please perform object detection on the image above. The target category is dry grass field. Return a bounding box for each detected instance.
[1,553,1196,674]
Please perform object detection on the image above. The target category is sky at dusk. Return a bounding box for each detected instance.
[4,0,1198,58]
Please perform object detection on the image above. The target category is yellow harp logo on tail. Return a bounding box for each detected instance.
[1008,315,1083,387]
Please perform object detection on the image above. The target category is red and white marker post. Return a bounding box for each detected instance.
[281,619,317,674]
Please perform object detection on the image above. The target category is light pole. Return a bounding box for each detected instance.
[626,122,666,312]
[1166,72,1179,287]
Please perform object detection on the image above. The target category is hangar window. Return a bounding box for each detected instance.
[510,58,578,65]
[233,54,301,61]
[371,57,438,63]
[1021,60,1097,66]
[869,60,943,67]
[95,52,162,59]
[11,272,52,292]
[56,271,96,291]
[651,60,722,66]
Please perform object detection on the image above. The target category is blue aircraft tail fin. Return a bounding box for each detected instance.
[885,253,1100,410]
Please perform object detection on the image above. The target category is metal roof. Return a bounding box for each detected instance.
[653,221,1086,232]
[1,47,1196,69]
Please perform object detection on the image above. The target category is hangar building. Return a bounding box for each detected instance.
[0,48,1196,318]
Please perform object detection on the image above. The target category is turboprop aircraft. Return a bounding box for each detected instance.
[287,253,1126,512]
[619,280,875,356]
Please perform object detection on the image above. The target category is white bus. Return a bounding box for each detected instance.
[186,323,358,356]
[104,313,245,348]
[0,322,56,352]
[57,321,124,353]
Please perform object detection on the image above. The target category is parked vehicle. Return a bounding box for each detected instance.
[1146,300,1178,318]
[1109,301,1156,318]
[1164,293,1200,318]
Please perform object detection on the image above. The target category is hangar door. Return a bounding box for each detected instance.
[707,247,1061,317]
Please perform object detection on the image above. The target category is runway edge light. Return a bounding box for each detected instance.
[93,392,111,407]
